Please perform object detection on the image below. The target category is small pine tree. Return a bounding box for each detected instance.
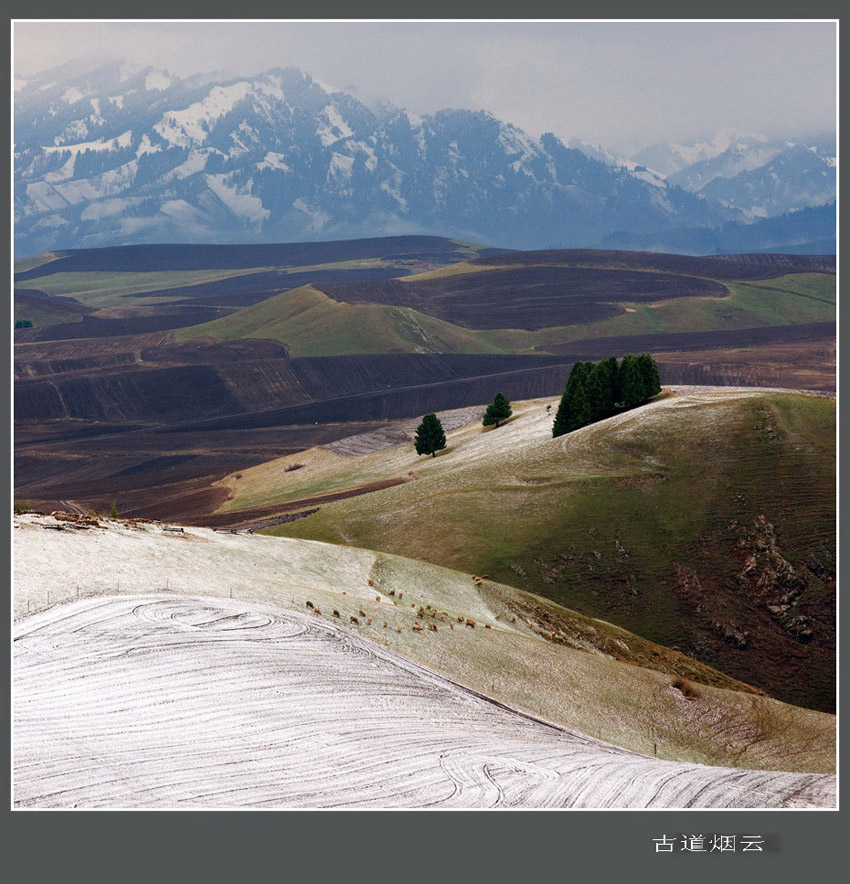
[637,353,662,398]
[482,392,513,428]
[414,413,447,458]
[110,501,120,519]
[619,355,648,408]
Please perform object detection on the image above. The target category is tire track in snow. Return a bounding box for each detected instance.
[14,594,836,809]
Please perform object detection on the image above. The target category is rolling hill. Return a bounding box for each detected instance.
[213,389,835,713]
[14,514,835,783]
[14,241,835,523]
[175,249,835,358]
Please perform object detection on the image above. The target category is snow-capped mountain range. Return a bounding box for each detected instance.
[14,62,835,256]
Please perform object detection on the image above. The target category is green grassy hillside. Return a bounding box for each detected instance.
[173,284,503,356]
[478,273,835,352]
[14,292,90,328]
[232,390,835,711]
[12,268,267,309]
[175,268,834,357]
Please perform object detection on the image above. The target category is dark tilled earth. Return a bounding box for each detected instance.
[320,267,728,330]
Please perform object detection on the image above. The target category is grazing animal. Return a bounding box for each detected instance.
[383,622,388,628]
[314,608,322,615]
[465,619,476,628]
[350,616,360,624]
[481,574,491,580]
[388,589,395,596]
[375,596,381,602]
[397,626,402,632]
[398,593,403,599]
[306,600,314,608]
[428,623,438,632]
[485,624,491,629]
[366,617,372,625]
[333,610,340,618]
[457,615,465,623]
[367,579,374,586]
[449,622,454,630]
[412,623,423,632]
[359,609,366,617]
[495,614,500,620]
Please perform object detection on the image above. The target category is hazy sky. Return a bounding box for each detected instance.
[13,21,836,152]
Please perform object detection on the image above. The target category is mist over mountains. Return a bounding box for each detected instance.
[14,62,835,256]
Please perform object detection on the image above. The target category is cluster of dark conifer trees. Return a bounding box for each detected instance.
[552,354,661,438]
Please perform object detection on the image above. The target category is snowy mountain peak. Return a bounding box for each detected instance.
[13,64,833,256]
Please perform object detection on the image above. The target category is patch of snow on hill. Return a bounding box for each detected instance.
[352,140,378,172]
[23,182,69,214]
[162,148,216,181]
[499,125,539,168]
[619,160,666,188]
[89,99,104,125]
[52,158,139,204]
[328,152,355,179]
[62,86,86,105]
[228,121,260,157]
[154,82,252,147]
[292,197,331,231]
[135,134,161,158]
[205,173,269,228]
[159,199,211,226]
[44,130,133,155]
[318,105,353,146]
[255,74,286,101]
[80,196,143,221]
[258,151,291,172]
[380,170,407,209]
[54,120,89,146]
[42,155,77,184]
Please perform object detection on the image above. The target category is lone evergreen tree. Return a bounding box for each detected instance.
[483,392,513,428]
[414,413,447,458]
[637,353,662,398]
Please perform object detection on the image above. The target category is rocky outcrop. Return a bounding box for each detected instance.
[736,516,813,642]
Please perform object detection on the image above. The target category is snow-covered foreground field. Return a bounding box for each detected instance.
[14,593,834,809]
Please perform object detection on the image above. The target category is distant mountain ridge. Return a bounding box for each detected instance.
[14,62,834,256]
